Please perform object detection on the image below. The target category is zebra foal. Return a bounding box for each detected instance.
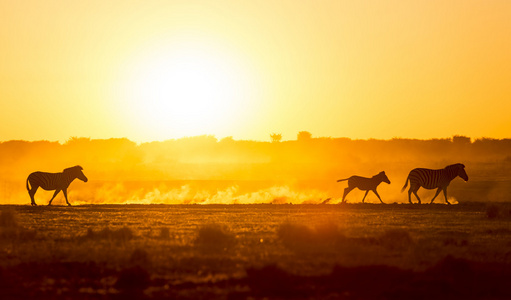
[337,171,391,204]
[26,165,88,206]
[401,163,468,205]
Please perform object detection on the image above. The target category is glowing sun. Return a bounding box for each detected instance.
[118,40,256,141]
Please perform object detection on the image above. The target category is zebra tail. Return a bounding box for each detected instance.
[337,178,348,182]
[401,176,409,193]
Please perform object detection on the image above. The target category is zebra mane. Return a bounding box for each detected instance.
[446,163,465,170]
[63,165,83,173]
[371,171,387,179]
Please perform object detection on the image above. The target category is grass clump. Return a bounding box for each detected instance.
[129,248,151,268]
[378,229,414,250]
[115,266,151,292]
[0,210,37,241]
[0,210,18,228]
[486,204,500,219]
[83,227,135,243]
[194,224,236,251]
[158,227,170,239]
[277,221,344,251]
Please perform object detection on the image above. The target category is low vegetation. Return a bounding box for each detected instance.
[1,203,511,299]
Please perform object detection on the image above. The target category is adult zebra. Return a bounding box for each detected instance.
[401,163,468,205]
[26,165,88,206]
[337,171,391,204]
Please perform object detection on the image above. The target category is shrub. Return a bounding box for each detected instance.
[0,210,37,241]
[115,266,150,292]
[0,210,18,228]
[83,227,135,242]
[378,229,413,250]
[486,205,500,219]
[277,221,344,251]
[194,224,235,251]
[158,227,170,239]
[129,248,151,267]
[277,222,313,247]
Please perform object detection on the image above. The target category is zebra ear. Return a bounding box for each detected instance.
[63,165,82,173]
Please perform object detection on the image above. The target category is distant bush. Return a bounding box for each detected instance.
[443,237,469,247]
[486,205,500,219]
[0,227,37,241]
[158,227,170,239]
[194,224,236,251]
[378,229,414,250]
[129,248,151,268]
[83,227,135,242]
[0,210,18,228]
[277,222,312,247]
[115,266,151,292]
[277,221,344,251]
[0,210,37,241]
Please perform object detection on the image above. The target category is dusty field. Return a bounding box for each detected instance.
[1,203,511,299]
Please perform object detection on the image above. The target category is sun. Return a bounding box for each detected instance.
[116,40,257,141]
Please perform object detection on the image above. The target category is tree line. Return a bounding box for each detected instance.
[1,135,510,182]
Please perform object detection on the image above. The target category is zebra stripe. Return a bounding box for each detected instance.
[26,165,88,206]
[337,171,391,204]
[401,163,468,204]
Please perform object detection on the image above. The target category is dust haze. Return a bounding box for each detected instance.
[1,135,510,205]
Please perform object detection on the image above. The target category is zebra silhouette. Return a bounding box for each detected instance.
[26,165,88,206]
[401,163,468,204]
[337,171,390,204]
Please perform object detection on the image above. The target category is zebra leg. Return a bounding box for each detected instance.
[372,189,385,204]
[48,189,61,206]
[407,189,413,204]
[63,189,72,206]
[342,187,354,203]
[28,186,38,206]
[411,186,421,204]
[430,188,442,204]
[361,190,370,203]
[443,188,451,205]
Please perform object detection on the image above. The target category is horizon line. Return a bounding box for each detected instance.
[1,134,509,145]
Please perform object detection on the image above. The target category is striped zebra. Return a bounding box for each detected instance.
[26,165,88,206]
[401,163,468,205]
[337,171,391,204]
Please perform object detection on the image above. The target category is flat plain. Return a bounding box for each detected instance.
[1,202,511,299]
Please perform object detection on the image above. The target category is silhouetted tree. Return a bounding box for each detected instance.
[452,135,471,144]
[220,136,235,143]
[270,133,282,143]
[297,131,312,141]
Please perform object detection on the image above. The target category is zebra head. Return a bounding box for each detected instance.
[446,163,468,182]
[64,165,88,182]
[378,171,391,184]
[457,164,469,181]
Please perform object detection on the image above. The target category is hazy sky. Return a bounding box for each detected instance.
[1,0,510,142]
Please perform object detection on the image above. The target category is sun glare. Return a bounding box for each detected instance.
[117,40,256,141]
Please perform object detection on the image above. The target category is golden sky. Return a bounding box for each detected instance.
[1,0,510,142]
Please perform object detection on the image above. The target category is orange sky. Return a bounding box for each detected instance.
[1,1,510,142]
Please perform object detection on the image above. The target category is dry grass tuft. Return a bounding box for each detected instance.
[115,266,151,292]
[194,224,236,251]
[129,248,151,268]
[277,221,344,251]
[83,227,135,242]
[378,229,414,250]
[0,210,37,241]
[0,210,18,228]
[158,227,170,239]
[486,204,500,219]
